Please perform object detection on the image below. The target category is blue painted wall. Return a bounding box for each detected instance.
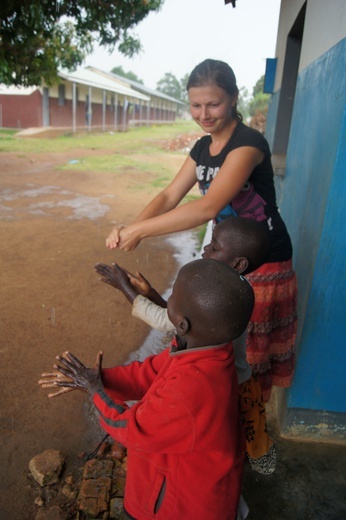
[267,38,346,414]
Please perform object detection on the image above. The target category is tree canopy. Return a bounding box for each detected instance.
[111,66,144,84]
[156,72,190,103]
[156,72,181,100]
[248,75,270,116]
[0,0,164,87]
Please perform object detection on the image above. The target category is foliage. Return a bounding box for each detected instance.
[237,87,250,120]
[111,66,144,84]
[156,71,191,108]
[252,75,265,97]
[0,0,164,87]
[156,72,182,100]
[179,73,190,105]
[248,75,270,116]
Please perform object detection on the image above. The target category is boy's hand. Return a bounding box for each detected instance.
[95,263,139,304]
[95,263,134,292]
[39,370,76,398]
[39,351,103,398]
[127,271,152,297]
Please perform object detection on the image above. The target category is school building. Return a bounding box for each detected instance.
[0,66,184,132]
[265,0,346,442]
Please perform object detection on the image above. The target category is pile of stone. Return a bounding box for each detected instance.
[29,440,128,520]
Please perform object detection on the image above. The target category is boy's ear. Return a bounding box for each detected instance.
[230,257,249,274]
[176,317,190,336]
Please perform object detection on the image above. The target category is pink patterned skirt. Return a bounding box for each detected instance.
[246,259,298,402]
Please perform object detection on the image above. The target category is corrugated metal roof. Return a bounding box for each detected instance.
[58,68,150,101]
[87,66,185,105]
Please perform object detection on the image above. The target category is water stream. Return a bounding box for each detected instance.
[126,229,203,363]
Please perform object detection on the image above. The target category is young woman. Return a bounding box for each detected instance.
[106,58,297,402]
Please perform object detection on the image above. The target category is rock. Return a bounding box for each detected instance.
[61,483,77,501]
[82,458,114,479]
[112,476,125,498]
[109,497,126,519]
[35,505,62,520]
[29,449,65,487]
[64,475,74,485]
[109,440,126,461]
[78,476,112,517]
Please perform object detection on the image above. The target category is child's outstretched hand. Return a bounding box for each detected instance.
[95,263,133,291]
[39,351,103,398]
[127,270,152,297]
[95,263,140,304]
[38,369,75,398]
[129,270,167,308]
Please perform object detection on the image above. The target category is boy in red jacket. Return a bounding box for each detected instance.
[95,216,276,476]
[40,259,254,520]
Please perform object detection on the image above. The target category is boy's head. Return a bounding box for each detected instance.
[167,259,254,347]
[202,216,270,275]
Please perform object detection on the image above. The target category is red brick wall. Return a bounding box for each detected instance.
[0,90,175,130]
[49,98,126,129]
[0,90,42,129]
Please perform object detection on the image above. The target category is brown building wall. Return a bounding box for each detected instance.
[0,90,42,129]
[49,98,127,130]
[0,88,176,130]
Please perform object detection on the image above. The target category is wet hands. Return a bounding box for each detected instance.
[127,271,151,297]
[106,224,125,249]
[39,351,103,398]
[95,263,132,292]
[38,370,75,398]
[106,224,141,251]
[95,263,151,303]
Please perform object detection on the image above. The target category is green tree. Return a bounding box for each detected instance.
[252,75,265,97]
[248,75,270,116]
[156,72,181,100]
[237,87,250,120]
[0,0,164,87]
[179,73,190,104]
[111,66,144,84]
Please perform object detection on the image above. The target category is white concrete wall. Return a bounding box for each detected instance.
[301,0,346,70]
[274,0,346,91]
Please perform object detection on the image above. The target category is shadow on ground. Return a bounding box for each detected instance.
[243,395,346,520]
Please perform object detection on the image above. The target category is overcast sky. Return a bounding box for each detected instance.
[84,0,281,94]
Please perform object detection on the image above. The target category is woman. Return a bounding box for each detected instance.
[106,58,297,402]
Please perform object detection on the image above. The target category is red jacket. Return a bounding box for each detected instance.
[94,339,244,520]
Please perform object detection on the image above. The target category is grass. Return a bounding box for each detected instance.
[1,118,208,247]
[1,118,205,196]
[0,120,198,154]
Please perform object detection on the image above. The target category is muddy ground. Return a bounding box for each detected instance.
[1,133,345,520]
[0,136,201,519]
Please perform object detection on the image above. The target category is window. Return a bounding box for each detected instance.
[58,84,65,106]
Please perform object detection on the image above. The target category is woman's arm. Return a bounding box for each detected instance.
[118,146,264,251]
[106,155,197,248]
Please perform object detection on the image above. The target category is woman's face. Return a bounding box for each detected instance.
[188,84,235,134]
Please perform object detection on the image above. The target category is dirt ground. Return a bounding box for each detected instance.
[0,138,201,519]
[1,134,345,520]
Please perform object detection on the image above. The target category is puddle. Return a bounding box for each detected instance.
[126,230,203,363]
[0,184,111,221]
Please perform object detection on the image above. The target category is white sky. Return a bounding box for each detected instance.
[84,0,281,94]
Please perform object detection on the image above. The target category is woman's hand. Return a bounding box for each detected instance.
[117,224,142,251]
[106,224,125,249]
